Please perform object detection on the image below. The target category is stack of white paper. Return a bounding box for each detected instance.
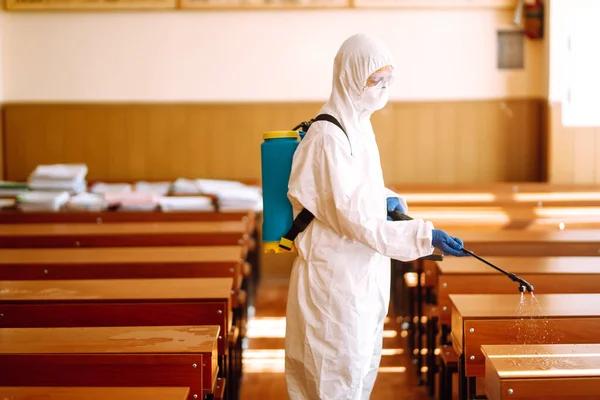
[0,181,29,197]
[66,192,108,211]
[28,164,88,194]
[215,185,263,212]
[90,182,132,194]
[196,179,247,194]
[171,178,201,194]
[159,196,215,212]
[134,181,172,196]
[104,192,160,211]
[16,191,70,212]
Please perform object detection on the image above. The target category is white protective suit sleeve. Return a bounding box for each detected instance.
[384,187,408,213]
[288,126,434,262]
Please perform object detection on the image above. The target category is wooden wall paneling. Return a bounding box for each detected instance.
[455,102,480,183]
[371,105,396,183]
[3,100,543,184]
[434,103,458,183]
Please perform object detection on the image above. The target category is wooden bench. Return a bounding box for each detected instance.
[450,293,600,400]
[0,221,250,248]
[0,278,235,400]
[0,209,256,228]
[0,387,191,400]
[0,246,246,284]
[482,344,600,400]
[0,326,219,400]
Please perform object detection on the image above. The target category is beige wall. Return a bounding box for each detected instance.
[2,8,543,102]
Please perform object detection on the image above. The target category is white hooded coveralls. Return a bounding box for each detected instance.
[284,34,436,400]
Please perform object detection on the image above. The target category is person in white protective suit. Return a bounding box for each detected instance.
[284,33,468,400]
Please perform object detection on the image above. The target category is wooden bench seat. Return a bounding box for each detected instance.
[0,326,219,400]
[0,387,191,400]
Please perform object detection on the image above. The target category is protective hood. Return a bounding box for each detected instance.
[321,33,395,132]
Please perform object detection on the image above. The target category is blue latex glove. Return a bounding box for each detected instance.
[432,229,468,257]
[386,197,406,220]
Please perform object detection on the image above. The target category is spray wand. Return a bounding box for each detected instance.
[387,210,535,293]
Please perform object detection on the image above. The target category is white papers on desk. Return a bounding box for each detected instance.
[28,164,88,194]
[196,179,247,194]
[0,181,29,197]
[30,164,87,181]
[16,191,70,212]
[104,192,160,211]
[159,196,215,212]
[172,178,201,194]
[134,181,172,196]
[66,192,108,211]
[216,186,263,212]
[90,182,133,194]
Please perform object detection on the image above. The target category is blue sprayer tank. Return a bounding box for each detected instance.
[261,130,304,253]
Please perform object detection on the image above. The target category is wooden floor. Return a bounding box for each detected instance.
[239,278,430,400]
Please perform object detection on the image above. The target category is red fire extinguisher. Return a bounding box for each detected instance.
[524,0,544,39]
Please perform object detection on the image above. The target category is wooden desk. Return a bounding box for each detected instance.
[482,344,600,400]
[0,386,191,400]
[0,209,256,229]
[0,247,246,289]
[449,229,600,256]
[0,221,250,248]
[0,278,233,356]
[450,293,600,399]
[433,257,600,325]
[0,326,218,400]
[389,183,600,207]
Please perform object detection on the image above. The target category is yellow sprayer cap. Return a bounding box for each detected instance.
[263,131,299,140]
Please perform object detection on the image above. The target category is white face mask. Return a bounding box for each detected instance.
[360,86,389,112]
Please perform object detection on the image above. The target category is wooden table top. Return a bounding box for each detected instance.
[0,246,243,264]
[0,277,233,301]
[437,257,600,275]
[450,293,600,318]
[0,325,219,354]
[0,387,190,400]
[0,221,247,236]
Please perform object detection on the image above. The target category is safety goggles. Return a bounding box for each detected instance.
[365,68,394,89]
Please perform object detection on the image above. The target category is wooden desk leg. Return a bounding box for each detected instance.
[439,356,446,400]
[416,259,424,384]
[426,315,439,397]
[468,377,478,400]
[441,324,451,346]
[458,353,467,400]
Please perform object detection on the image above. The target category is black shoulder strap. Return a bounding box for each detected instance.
[279,114,349,251]
[313,114,352,155]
